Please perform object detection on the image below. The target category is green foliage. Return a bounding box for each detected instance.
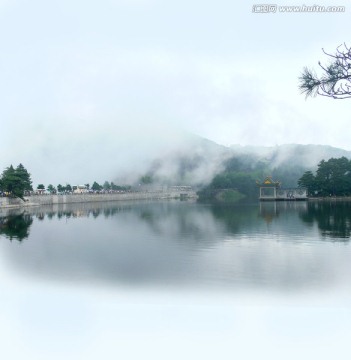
[57,184,64,193]
[211,172,255,194]
[103,181,111,190]
[0,214,33,241]
[15,164,33,191]
[37,184,45,190]
[110,182,131,191]
[0,164,32,199]
[298,157,351,196]
[47,184,56,193]
[198,154,272,202]
[140,175,153,184]
[198,170,259,202]
[298,171,316,195]
[92,181,102,191]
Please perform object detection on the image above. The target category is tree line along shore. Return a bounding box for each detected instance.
[2,156,351,203]
[0,164,136,200]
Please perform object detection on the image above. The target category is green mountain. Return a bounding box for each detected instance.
[142,137,351,190]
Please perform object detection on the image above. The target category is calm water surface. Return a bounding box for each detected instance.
[1,200,351,360]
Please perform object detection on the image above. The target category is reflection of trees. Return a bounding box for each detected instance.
[0,214,33,241]
[300,202,351,240]
[30,205,131,221]
[210,204,258,233]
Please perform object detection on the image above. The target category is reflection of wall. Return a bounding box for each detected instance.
[259,201,308,223]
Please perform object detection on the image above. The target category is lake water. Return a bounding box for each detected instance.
[1,200,351,360]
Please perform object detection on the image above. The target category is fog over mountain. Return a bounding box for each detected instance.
[230,144,351,170]
[133,136,351,187]
[4,123,351,188]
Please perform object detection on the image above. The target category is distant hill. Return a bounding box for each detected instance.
[137,133,232,186]
[229,144,351,187]
[141,138,351,189]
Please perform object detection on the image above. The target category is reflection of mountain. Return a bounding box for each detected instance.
[300,201,351,240]
[0,213,33,241]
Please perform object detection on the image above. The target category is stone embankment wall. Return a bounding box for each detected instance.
[0,197,25,208]
[0,190,198,208]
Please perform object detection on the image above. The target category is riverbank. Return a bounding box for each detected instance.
[308,196,351,201]
[0,190,198,208]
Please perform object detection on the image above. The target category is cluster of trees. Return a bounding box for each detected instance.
[41,181,131,194]
[198,156,266,201]
[298,157,351,196]
[198,152,314,202]
[89,181,131,192]
[0,164,32,200]
[0,163,131,198]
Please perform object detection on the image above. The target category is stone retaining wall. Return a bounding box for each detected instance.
[0,190,197,208]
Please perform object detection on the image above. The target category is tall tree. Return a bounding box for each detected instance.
[298,170,317,195]
[299,43,351,99]
[47,184,56,193]
[1,165,28,199]
[92,181,102,191]
[15,163,33,192]
[298,157,351,196]
[315,157,351,196]
[103,181,111,190]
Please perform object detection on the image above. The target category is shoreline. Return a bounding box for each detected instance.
[308,196,351,201]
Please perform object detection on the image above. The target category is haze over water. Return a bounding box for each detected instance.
[1,200,351,359]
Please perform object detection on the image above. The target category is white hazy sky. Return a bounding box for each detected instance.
[0,0,350,185]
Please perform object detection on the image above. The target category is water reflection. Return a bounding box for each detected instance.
[1,200,351,243]
[259,201,351,241]
[26,202,132,221]
[300,201,351,239]
[259,201,308,223]
[1,200,351,292]
[0,211,33,241]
